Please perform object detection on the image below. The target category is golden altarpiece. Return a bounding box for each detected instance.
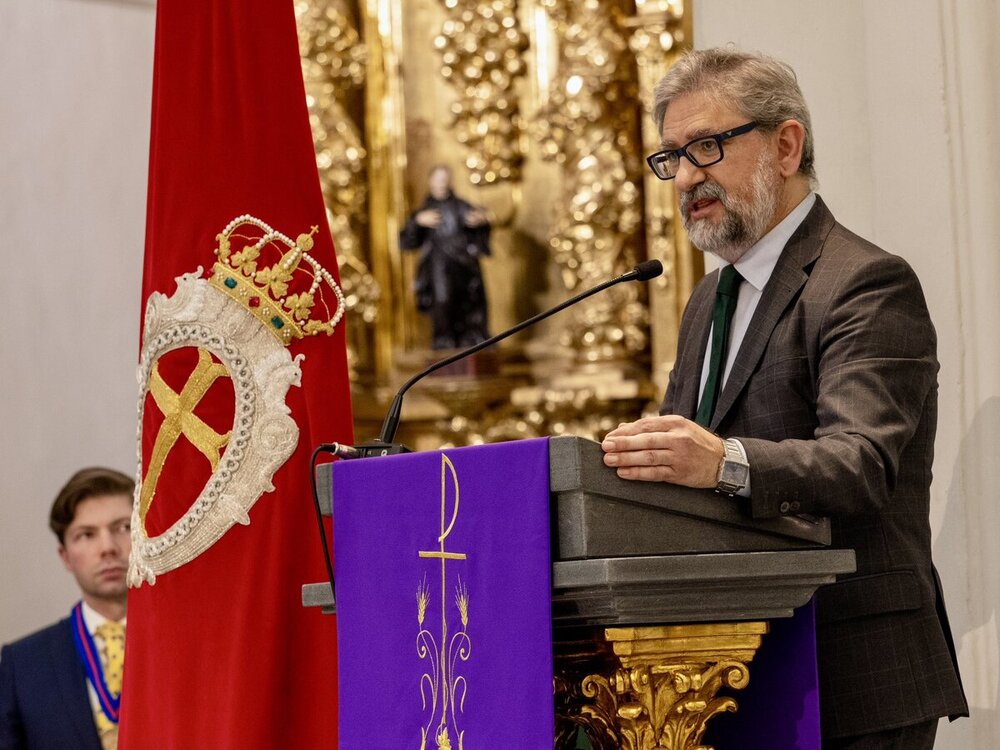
[292,3,787,748]
[295,0,701,449]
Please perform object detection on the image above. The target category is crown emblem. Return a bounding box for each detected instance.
[210,215,345,345]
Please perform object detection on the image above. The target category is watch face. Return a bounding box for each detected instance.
[720,461,749,488]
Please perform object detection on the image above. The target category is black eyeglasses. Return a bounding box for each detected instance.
[646,122,759,180]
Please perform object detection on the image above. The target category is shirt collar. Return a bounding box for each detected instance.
[723,192,817,292]
[80,600,127,634]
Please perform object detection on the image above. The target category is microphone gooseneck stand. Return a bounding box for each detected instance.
[308,259,663,600]
[325,259,663,458]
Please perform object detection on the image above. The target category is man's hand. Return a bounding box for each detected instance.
[464,207,488,227]
[415,209,441,228]
[601,414,725,488]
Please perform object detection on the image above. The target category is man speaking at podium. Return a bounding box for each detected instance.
[601,48,967,749]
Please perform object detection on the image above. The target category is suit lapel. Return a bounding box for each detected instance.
[52,617,102,749]
[709,197,835,430]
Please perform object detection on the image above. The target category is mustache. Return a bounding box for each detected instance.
[679,182,728,216]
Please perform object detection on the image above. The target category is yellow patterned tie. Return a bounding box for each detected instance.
[93,621,125,750]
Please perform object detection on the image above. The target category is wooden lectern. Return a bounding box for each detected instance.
[304,436,855,749]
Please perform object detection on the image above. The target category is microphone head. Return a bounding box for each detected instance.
[632,259,664,281]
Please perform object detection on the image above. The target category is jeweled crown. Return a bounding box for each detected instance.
[210,215,345,345]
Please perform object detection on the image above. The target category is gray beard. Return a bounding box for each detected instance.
[680,156,781,264]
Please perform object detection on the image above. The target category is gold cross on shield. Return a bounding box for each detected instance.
[139,348,232,524]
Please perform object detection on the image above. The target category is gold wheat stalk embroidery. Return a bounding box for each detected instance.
[417,574,438,750]
[418,577,471,750]
[418,575,430,626]
[447,576,471,746]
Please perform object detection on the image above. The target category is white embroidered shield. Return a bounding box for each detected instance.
[129,217,344,586]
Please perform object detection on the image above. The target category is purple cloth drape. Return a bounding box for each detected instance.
[704,601,822,749]
[333,438,554,750]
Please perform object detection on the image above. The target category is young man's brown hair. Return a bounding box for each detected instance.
[48,467,134,544]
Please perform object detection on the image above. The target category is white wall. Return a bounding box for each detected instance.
[0,0,154,640]
[695,1,999,748]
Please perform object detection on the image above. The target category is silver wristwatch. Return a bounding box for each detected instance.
[716,438,749,496]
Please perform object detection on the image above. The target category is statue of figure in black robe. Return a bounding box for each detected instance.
[399,165,491,349]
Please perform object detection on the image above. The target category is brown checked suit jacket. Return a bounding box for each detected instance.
[662,196,968,739]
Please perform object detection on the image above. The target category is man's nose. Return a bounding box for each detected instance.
[673,155,706,192]
[99,529,124,556]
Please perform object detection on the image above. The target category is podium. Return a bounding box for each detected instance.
[304,436,855,749]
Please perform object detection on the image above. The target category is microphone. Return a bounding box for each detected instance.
[334,259,663,458]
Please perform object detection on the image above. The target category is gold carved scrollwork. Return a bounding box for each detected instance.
[434,0,529,185]
[296,0,380,380]
[534,0,647,362]
[554,672,621,750]
[554,631,623,750]
[555,623,768,750]
[603,661,750,750]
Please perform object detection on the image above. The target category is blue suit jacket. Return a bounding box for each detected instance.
[0,617,101,750]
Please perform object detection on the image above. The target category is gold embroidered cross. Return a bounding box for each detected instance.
[139,348,232,524]
[418,455,467,729]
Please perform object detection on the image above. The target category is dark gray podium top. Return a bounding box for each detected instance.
[549,435,831,559]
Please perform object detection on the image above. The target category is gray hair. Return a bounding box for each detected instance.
[652,48,816,184]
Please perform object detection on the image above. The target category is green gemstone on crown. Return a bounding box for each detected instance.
[271,316,284,330]
[224,277,237,289]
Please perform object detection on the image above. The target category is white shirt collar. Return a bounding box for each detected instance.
[721,192,817,291]
[80,600,127,635]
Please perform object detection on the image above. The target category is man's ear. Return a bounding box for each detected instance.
[58,544,71,571]
[774,119,806,178]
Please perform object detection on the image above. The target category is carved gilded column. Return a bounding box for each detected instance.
[626,0,701,393]
[361,0,409,379]
[296,0,381,382]
[433,0,529,186]
[534,0,647,364]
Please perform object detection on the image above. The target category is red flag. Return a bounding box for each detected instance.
[119,1,351,747]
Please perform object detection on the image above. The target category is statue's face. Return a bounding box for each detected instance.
[428,167,452,200]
